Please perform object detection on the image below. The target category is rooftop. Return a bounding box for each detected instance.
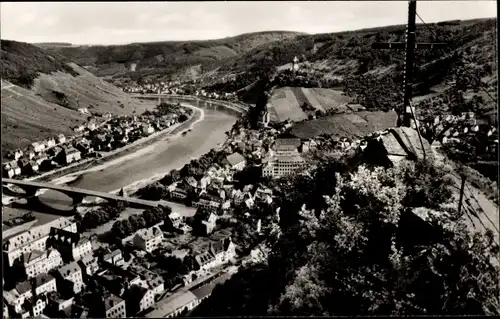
[135,226,162,241]
[3,217,73,252]
[15,280,33,294]
[57,261,81,278]
[145,291,197,318]
[23,249,45,265]
[104,293,124,312]
[195,251,215,266]
[33,273,55,288]
[226,152,246,167]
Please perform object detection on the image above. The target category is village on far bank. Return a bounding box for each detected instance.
[2,102,192,182]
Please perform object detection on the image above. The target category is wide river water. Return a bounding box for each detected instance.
[35,98,238,210]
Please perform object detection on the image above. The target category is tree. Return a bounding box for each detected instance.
[191,161,500,317]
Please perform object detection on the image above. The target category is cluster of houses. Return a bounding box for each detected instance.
[2,208,239,319]
[165,152,275,221]
[122,81,237,101]
[3,111,180,179]
[3,134,74,179]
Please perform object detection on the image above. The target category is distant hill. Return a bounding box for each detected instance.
[1,40,151,158]
[34,42,74,48]
[44,31,304,81]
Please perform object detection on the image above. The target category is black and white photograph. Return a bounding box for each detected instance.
[0,0,498,317]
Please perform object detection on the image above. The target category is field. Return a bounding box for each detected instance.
[309,88,353,112]
[299,88,325,113]
[268,87,354,122]
[291,110,398,139]
[268,87,308,122]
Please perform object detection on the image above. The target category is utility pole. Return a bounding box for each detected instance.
[372,0,447,127]
[458,175,466,214]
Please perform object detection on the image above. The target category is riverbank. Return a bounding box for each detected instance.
[32,104,202,184]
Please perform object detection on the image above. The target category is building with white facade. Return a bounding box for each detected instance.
[3,217,77,267]
[3,281,33,315]
[47,228,92,263]
[133,226,163,253]
[262,154,306,179]
[32,273,57,296]
[224,152,247,171]
[56,261,84,294]
[24,248,62,278]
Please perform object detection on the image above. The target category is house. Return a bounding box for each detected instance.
[262,154,306,179]
[224,152,247,171]
[184,176,198,189]
[103,249,124,266]
[55,261,84,294]
[45,292,75,318]
[123,285,155,315]
[76,141,94,155]
[147,276,165,295]
[31,142,46,153]
[201,212,218,235]
[145,291,198,318]
[171,187,188,200]
[24,248,63,278]
[64,147,82,164]
[73,125,86,132]
[3,160,21,177]
[46,138,56,148]
[194,251,217,271]
[193,194,221,211]
[57,134,67,144]
[78,108,89,114]
[274,133,301,155]
[78,253,100,276]
[13,149,24,160]
[222,237,237,261]
[142,123,155,135]
[48,146,64,159]
[47,228,92,262]
[28,294,48,317]
[87,121,98,131]
[169,212,183,229]
[3,281,33,315]
[102,292,127,318]
[34,153,49,166]
[17,159,31,175]
[133,226,163,253]
[209,241,225,265]
[3,217,77,267]
[32,273,57,295]
[104,112,113,120]
[199,175,211,189]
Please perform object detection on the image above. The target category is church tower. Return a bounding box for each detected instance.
[292,56,299,72]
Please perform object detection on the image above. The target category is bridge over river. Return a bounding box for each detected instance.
[3,178,160,209]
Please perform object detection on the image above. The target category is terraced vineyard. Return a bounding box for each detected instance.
[291,110,398,139]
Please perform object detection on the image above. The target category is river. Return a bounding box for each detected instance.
[34,98,239,210]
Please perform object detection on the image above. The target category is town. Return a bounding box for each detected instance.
[2,107,327,319]
[2,1,498,318]
[2,103,191,181]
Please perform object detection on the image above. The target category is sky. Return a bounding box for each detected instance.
[1,1,496,45]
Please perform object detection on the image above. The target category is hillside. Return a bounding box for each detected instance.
[43,31,304,82]
[1,40,152,158]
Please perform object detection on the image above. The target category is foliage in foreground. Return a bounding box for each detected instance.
[191,160,500,316]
